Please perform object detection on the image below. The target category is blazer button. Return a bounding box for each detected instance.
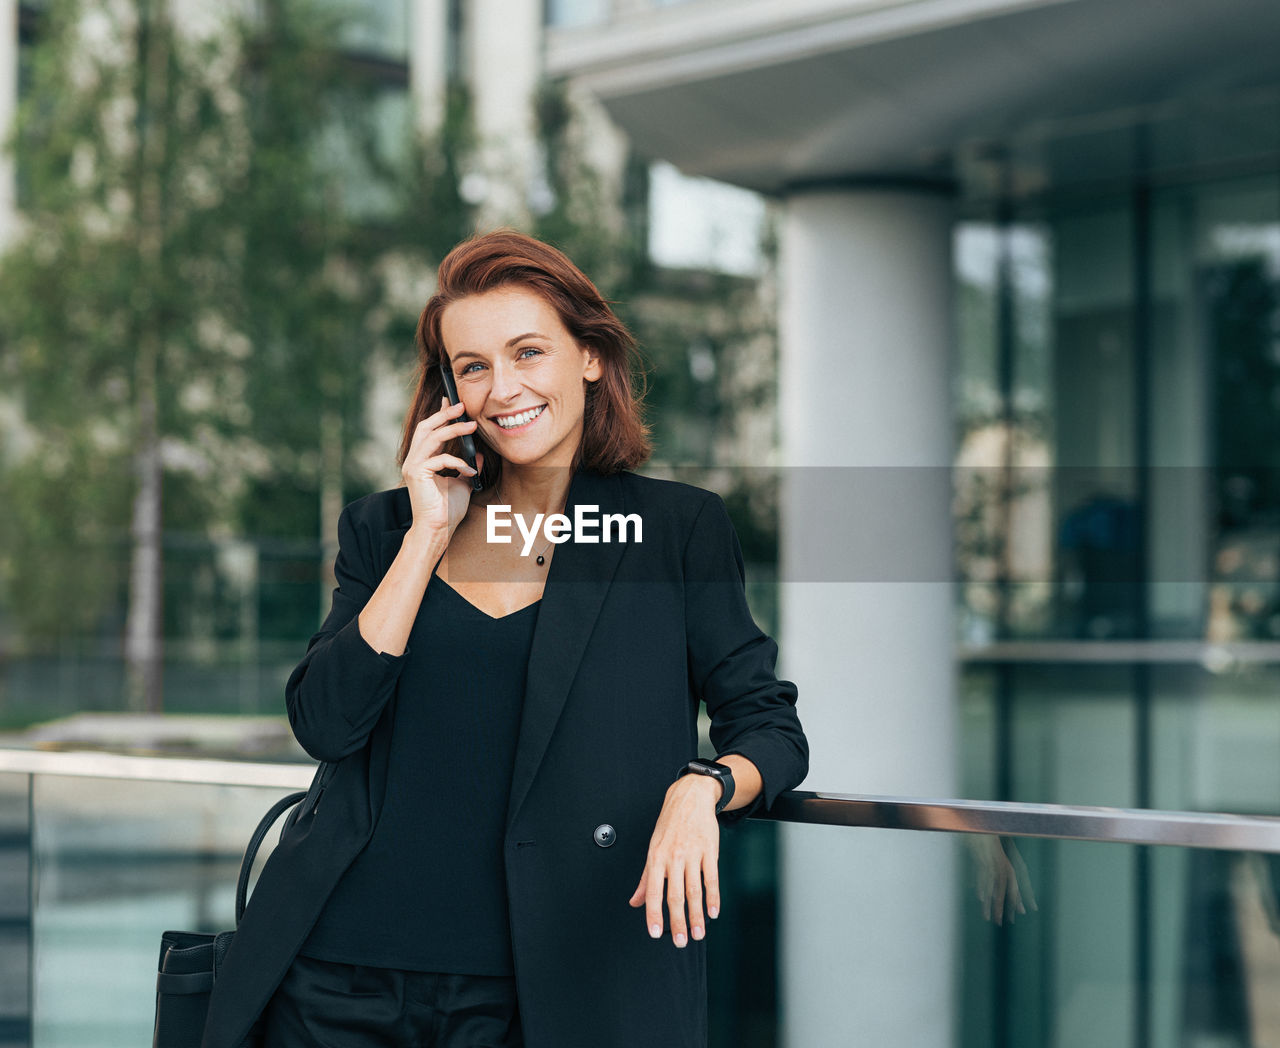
[593,823,616,848]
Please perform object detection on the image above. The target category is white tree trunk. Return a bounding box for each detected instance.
[124,0,170,714]
[124,376,163,713]
[319,406,345,614]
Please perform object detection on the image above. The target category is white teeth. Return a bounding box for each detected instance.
[496,405,545,429]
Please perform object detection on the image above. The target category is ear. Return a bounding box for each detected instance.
[582,344,603,383]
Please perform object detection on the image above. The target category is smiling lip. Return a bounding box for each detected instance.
[491,404,547,431]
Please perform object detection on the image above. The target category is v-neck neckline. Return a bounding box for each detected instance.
[432,574,542,622]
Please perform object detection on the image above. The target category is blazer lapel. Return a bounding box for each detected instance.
[373,472,629,833]
[506,469,627,831]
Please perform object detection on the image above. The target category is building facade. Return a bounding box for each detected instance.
[548,1,1280,1045]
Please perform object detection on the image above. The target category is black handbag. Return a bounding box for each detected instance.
[151,786,308,1048]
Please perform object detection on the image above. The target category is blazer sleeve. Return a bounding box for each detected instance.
[284,501,411,762]
[683,492,809,826]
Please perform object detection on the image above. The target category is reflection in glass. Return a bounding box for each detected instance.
[966,835,1037,927]
[958,834,1280,1047]
[28,775,301,1047]
[0,774,31,1044]
[954,169,1280,645]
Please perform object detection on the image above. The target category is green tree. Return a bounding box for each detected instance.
[0,0,466,713]
[0,0,256,711]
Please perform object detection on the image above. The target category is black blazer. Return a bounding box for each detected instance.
[201,467,809,1048]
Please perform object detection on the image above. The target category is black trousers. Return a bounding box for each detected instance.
[261,953,525,1048]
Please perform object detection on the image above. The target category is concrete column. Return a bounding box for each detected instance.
[776,189,958,1048]
[408,0,448,137]
[0,0,17,250]
[467,0,543,227]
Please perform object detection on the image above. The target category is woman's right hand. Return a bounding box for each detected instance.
[401,397,483,542]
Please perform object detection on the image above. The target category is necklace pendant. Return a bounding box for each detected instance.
[536,554,545,566]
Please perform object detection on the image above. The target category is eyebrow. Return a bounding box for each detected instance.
[448,332,551,365]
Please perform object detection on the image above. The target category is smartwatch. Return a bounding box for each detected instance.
[677,758,736,814]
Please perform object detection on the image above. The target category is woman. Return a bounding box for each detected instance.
[201,230,809,1048]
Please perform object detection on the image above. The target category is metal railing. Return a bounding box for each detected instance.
[759,791,1280,852]
[4,748,1280,853]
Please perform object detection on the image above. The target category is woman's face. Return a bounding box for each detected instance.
[440,285,602,473]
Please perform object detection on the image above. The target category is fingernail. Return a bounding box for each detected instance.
[692,926,704,939]
[708,906,718,919]
[649,923,661,938]
[675,933,687,948]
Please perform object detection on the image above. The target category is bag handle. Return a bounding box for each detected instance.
[235,789,308,926]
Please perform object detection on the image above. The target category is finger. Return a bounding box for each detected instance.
[703,855,721,921]
[414,398,468,437]
[686,861,705,940]
[1008,877,1025,916]
[666,859,688,947]
[407,406,464,460]
[411,409,475,459]
[422,397,467,425]
[645,862,666,940]
[419,454,478,477]
[434,417,479,439]
[629,869,647,908]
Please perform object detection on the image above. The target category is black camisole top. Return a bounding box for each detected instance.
[299,572,541,975]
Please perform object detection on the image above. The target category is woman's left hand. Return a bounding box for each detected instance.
[628,776,722,947]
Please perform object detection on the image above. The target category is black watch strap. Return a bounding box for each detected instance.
[678,758,736,814]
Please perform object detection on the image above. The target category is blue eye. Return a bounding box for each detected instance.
[458,348,539,374]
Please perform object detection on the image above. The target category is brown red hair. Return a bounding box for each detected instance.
[398,229,652,487]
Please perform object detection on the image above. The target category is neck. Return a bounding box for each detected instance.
[492,465,575,518]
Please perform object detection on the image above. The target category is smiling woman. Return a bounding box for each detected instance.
[201,230,809,1048]
[405,230,652,492]
[439,285,602,480]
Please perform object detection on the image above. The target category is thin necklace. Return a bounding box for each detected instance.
[495,483,554,566]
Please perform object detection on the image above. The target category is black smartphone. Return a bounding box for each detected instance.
[439,362,484,492]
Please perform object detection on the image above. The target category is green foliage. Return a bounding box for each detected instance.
[0,12,781,714]
[0,0,469,653]
[0,442,130,639]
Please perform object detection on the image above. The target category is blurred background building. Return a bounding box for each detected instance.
[3,0,1280,1045]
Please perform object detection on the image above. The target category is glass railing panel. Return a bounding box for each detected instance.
[29,773,303,1048]
[781,821,1280,1048]
[11,754,1280,1048]
[0,773,31,1048]
[1151,663,1280,816]
[960,660,1280,816]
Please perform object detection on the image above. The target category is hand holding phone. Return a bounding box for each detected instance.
[439,362,484,492]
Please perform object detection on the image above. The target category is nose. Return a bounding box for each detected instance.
[489,362,523,403]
